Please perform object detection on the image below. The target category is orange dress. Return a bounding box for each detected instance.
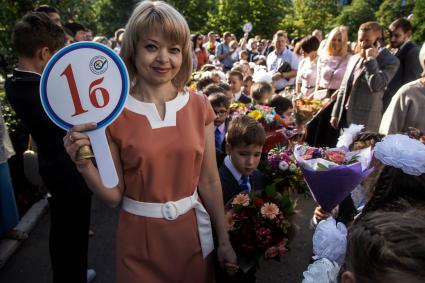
[108,91,216,283]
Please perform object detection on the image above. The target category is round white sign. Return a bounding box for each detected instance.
[40,42,129,188]
[243,22,253,33]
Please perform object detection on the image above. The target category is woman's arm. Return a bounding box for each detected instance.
[64,123,124,207]
[198,122,238,271]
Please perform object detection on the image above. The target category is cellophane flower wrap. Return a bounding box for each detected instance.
[226,188,295,271]
[265,146,307,194]
[293,145,373,212]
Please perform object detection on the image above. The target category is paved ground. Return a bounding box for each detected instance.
[0,195,315,283]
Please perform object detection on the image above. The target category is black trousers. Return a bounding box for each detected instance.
[48,194,91,283]
[41,162,92,283]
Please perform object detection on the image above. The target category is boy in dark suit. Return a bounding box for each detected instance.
[227,70,252,104]
[208,93,230,169]
[5,12,94,283]
[219,115,266,206]
[217,115,266,282]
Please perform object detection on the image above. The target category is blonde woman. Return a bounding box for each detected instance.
[64,1,237,282]
[307,26,351,147]
[315,26,351,95]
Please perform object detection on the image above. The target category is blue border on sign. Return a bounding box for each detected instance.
[40,41,129,130]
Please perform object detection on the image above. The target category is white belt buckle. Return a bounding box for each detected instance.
[162,201,179,220]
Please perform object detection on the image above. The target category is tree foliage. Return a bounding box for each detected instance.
[280,0,340,38]
[207,0,289,39]
[412,0,425,44]
[336,0,383,40]
[375,0,415,30]
[1,0,425,73]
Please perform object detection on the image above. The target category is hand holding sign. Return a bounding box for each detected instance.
[40,42,129,188]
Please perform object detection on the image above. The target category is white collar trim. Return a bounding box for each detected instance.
[125,91,190,129]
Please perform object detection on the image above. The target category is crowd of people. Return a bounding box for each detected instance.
[1,1,425,283]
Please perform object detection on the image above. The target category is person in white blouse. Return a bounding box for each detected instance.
[295,35,320,98]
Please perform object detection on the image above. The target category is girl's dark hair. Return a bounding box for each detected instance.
[268,95,292,115]
[191,33,204,50]
[196,77,215,91]
[299,35,320,54]
[339,208,425,283]
[349,131,384,151]
[361,166,425,215]
[251,81,272,102]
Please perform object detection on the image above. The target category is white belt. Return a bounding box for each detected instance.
[121,190,214,258]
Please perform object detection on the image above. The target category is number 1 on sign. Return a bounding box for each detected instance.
[61,64,110,117]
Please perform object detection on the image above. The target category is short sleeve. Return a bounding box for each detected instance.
[202,94,216,125]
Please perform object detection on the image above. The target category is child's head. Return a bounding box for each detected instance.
[217,82,233,101]
[203,83,224,97]
[121,0,192,90]
[225,116,265,176]
[361,134,425,214]
[339,208,425,283]
[268,95,293,117]
[243,75,253,96]
[227,70,244,93]
[12,12,66,68]
[239,50,249,61]
[251,81,273,105]
[208,93,230,127]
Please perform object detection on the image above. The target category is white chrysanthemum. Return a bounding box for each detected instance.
[278,161,289,171]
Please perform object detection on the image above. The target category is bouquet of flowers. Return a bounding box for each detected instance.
[294,145,373,212]
[247,105,276,128]
[226,188,294,271]
[266,146,307,194]
[229,102,250,118]
[293,98,324,124]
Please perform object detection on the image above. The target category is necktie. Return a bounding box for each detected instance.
[240,175,250,193]
[352,58,364,84]
[215,128,221,149]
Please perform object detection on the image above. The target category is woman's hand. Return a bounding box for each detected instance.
[314,206,331,222]
[217,241,239,276]
[330,116,338,129]
[63,123,97,167]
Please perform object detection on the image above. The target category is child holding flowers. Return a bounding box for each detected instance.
[217,115,266,282]
[219,115,266,204]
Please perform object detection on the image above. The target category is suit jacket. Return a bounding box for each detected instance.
[219,163,265,205]
[332,49,399,132]
[237,93,252,104]
[5,69,90,198]
[215,119,229,169]
[382,41,421,111]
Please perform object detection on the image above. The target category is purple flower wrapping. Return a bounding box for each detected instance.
[300,163,373,212]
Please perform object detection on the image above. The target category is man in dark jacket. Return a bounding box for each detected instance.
[383,18,422,112]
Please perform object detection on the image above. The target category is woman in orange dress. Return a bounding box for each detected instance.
[64,1,237,282]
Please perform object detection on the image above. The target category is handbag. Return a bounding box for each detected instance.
[23,135,43,187]
[277,61,292,74]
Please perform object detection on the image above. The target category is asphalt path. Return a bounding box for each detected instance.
[0,195,315,283]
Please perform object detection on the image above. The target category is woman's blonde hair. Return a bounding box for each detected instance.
[322,26,348,58]
[120,0,192,91]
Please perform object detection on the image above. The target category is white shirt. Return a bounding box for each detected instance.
[233,90,242,102]
[266,47,300,90]
[224,156,252,192]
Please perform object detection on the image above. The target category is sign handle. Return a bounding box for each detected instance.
[87,128,118,188]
